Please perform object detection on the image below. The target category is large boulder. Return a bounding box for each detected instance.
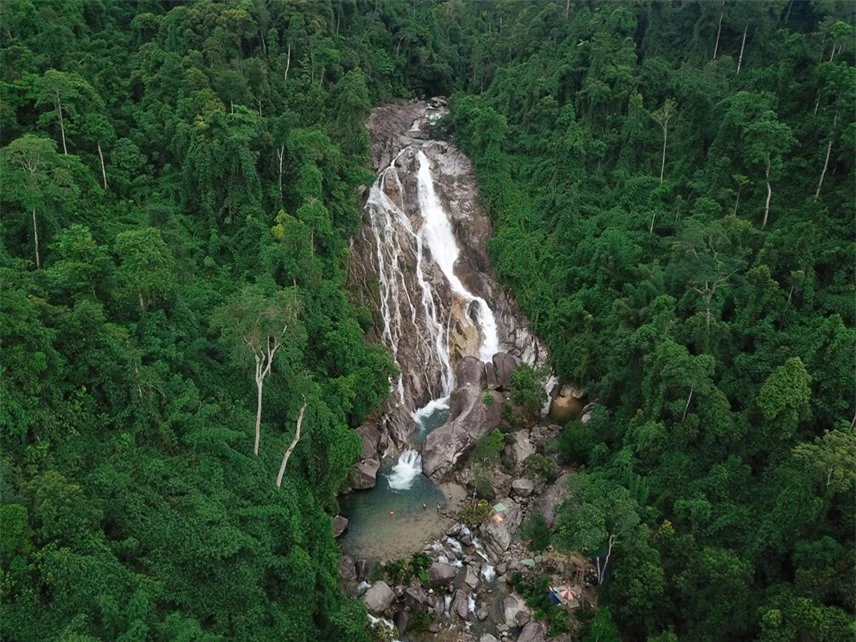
[422,361,502,481]
[534,472,573,528]
[427,562,457,586]
[356,424,380,460]
[518,621,546,642]
[451,589,469,619]
[501,593,527,627]
[332,515,349,538]
[363,581,395,614]
[484,499,523,559]
[404,585,428,609]
[511,478,536,498]
[506,432,535,467]
[492,352,519,391]
[349,458,380,489]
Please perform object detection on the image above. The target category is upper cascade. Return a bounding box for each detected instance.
[349,101,547,449]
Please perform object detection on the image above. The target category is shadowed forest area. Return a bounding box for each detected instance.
[0,1,853,641]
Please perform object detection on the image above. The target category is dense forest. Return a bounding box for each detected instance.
[1,1,853,641]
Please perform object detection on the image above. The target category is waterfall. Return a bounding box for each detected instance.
[415,151,501,363]
[386,449,423,490]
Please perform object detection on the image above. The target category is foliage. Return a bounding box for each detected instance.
[523,453,558,483]
[455,500,491,530]
[470,429,505,466]
[514,574,573,635]
[520,514,551,552]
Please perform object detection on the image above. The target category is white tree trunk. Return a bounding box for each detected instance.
[254,363,264,456]
[276,399,307,487]
[31,208,40,269]
[97,141,107,189]
[660,122,668,183]
[763,157,772,229]
[284,43,291,81]
[277,145,285,199]
[713,9,723,59]
[56,90,67,155]
[737,25,748,74]
[815,104,839,201]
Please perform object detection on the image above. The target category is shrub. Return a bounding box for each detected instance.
[523,454,557,483]
[483,391,495,406]
[456,499,491,528]
[368,619,395,642]
[510,364,546,418]
[558,420,600,465]
[520,514,552,552]
[471,429,504,465]
[409,610,433,632]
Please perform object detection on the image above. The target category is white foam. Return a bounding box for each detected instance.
[386,450,423,490]
[412,395,450,427]
[481,564,496,582]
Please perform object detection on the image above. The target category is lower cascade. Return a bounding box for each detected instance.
[386,450,422,491]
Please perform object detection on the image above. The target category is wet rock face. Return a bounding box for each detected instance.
[349,458,380,489]
[349,101,548,453]
[427,562,457,586]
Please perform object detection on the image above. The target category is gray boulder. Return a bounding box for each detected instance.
[484,499,523,559]
[507,432,535,467]
[393,610,410,635]
[484,362,499,389]
[511,478,536,498]
[516,611,532,627]
[492,352,519,391]
[422,360,502,481]
[404,585,428,609]
[332,515,349,538]
[534,471,573,528]
[501,593,526,627]
[427,562,457,586]
[464,565,480,589]
[451,589,469,619]
[517,621,546,642]
[480,635,499,642]
[356,424,380,460]
[349,458,380,489]
[363,581,395,614]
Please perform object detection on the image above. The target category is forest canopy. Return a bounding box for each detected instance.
[1,1,853,641]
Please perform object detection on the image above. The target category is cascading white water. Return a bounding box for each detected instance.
[386,449,423,490]
[365,143,506,482]
[416,151,501,362]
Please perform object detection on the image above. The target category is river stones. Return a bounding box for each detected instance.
[484,499,523,559]
[338,555,356,582]
[363,581,395,614]
[451,589,469,619]
[501,593,526,627]
[427,562,457,586]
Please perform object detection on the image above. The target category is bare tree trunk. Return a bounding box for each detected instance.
[97,141,107,189]
[784,0,793,23]
[565,0,572,20]
[660,121,668,183]
[682,385,694,422]
[713,9,723,59]
[649,211,657,234]
[276,398,307,487]
[815,100,840,200]
[254,367,264,455]
[56,90,67,155]
[733,186,742,216]
[31,209,40,269]
[277,144,285,199]
[737,25,748,75]
[763,157,772,228]
[284,43,291,81]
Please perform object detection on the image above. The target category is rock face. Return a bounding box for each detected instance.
[427,562,457,586]
[357,424,381,460]
[422,358,502,481]
[349,458,380,489]
[363,581,395,614]
[535,471,573,528]
[484,499,524,559]
[348,101,548,453]
[507,432,535,467]
[492,352,519,391]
